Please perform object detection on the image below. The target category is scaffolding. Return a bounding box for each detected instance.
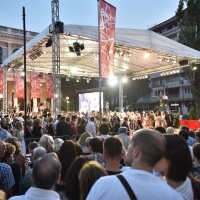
[50,0,61,117]
[119,78,123,112]
[2,47,7,114]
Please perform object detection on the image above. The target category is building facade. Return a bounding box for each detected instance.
[0,25,51,112]
[135,15,193,113]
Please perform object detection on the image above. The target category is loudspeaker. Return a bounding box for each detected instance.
[56,21,64,33]
[178,60,188,66]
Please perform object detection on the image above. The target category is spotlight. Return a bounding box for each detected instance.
[166,59,171,63]
[119,50,125,56]
[122,76,127,83]
[76,79,79,82]
[128,53,132,57]
[69,46,74,52]
[73,42,81,56]
[157,57,163,62]
[132,77,136,80]
[192,66,197,70]
[109,76,117,86]
[172,59,177,64]
[45,38,52,48]
[144,51,150,58]
[80,43,85,50]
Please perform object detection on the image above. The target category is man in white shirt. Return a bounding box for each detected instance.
[10,153,61,200]
[87,129,183,200]
[86,117,96,137]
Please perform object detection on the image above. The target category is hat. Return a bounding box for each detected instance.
[118,126,128,134]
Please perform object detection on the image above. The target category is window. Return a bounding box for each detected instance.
[185,87,191,94]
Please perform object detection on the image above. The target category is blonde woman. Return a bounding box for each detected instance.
[77,132,92,153]
[13,121,26,155]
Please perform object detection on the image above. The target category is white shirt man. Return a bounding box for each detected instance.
[86,117,96,136]
[87,129,183,200]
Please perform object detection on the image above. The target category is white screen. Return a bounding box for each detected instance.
[79,92,103,113]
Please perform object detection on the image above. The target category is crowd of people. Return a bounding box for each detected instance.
[0,109,200,199]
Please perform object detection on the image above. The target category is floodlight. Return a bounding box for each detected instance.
[122,76,127,83]
[109,76,117,86]
[144,51,150,58]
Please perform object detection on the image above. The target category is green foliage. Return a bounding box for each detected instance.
[189,108,197,119]
[0,100,2,110]
[176,0,200,118]
[173,113,180,128]
[61,98,67,111]
[60,97,78,112]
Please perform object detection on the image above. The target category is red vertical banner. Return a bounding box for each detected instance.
[99,0,116,78]
[30,71,41,98]
[0,67,3,94]
[14,70,24,98]
[45,75,53,98]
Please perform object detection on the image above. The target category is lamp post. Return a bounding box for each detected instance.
[180,77,185,107]
[66,96,69,112]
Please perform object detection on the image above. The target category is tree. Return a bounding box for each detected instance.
[176,0,200,118]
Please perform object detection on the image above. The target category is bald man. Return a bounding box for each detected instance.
[87,129,183,200]
[0,141,15,199]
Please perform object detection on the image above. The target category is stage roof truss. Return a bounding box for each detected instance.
[3,24,200,79]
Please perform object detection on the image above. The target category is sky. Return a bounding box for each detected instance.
[0,0,180,33]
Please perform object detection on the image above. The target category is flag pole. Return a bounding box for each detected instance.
[98,0,102,124]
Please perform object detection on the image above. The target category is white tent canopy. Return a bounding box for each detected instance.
[3,24,200,78]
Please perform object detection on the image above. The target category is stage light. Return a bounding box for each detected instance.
[122,76,127,83]
[144,51,150,58]
[172,59,177,64]
[45,38,52,48]
[157,57,163,62]
[166,58,171,63]
[109,76,117,86]
[119,50,125,56]
[132,77,136,80]
[80,43,85,50]
[128,53,132,57]
[70,67,77,74]
[69,46,74,52]
[73,42,81,56]
[76,79,80,82]
[192,66,197,70]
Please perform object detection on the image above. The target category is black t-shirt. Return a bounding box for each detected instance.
[32,125,42,138]
[47,124,54,136]
[106,170,122,175]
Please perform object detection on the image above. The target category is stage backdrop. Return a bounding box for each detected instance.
[30,71,41,98]
[45,75,53,98]
[14,70,24,98]
[0,67,3,94]
[99,0,116,78]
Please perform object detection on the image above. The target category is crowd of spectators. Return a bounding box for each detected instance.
[0,109,200,199]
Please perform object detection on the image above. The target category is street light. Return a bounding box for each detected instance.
[66,96,69,112]
[180,77,185,107]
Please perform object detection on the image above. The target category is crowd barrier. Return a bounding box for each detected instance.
[22,131,133,145]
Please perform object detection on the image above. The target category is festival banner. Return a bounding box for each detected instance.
[0,67,3,94]
[99,0,116,78]
[30,71,41,98]
[14,70,24,98]
[45,75,53,98]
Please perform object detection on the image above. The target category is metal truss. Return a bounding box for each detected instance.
[119,78,123,112]
[76,87,106,94]
[2,47,7,114]
[50,0,61,117]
